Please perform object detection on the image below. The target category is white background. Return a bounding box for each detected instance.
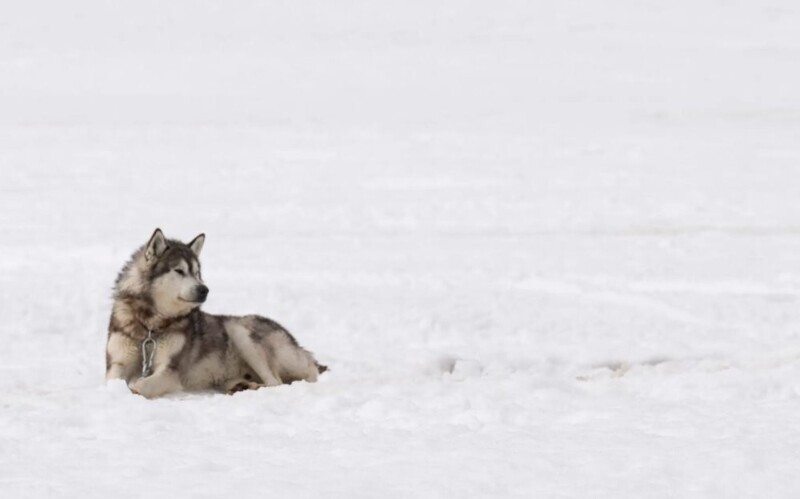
[2,1,800,497]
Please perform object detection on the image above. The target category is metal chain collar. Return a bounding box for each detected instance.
[141,329,157,378]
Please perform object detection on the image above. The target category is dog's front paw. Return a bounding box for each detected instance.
[129,371,183,399]
[129,377,158,399]
[225,380,265,394]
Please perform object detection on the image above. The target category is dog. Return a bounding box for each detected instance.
[105,228,326,398]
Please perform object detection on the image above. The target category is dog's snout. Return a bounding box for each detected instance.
[196,285,209,301]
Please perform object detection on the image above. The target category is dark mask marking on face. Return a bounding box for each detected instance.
[147,241,200,282]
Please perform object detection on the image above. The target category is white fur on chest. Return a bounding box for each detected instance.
[151,333,186,366]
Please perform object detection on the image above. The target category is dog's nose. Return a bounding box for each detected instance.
[196,285,209,301]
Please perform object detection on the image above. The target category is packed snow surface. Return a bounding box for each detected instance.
[3,1,800,497]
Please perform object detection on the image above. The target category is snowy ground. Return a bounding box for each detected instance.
[3,1,800,497]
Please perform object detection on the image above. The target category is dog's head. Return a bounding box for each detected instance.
[116,228,209,318]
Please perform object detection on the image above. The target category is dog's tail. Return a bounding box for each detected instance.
[315,362,329,374]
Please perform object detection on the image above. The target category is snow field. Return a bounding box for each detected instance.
[3,1,800,497]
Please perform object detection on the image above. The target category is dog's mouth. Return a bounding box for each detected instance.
[179,297,206,304]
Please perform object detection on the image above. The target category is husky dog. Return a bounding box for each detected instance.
[106,228,326,398]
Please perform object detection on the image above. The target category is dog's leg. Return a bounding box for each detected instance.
[226,323,283,387]
[106,332,139,383]
[106,363,134,383]
[130,369,183,399]
[224,379,265,394]
[129,333,187,398]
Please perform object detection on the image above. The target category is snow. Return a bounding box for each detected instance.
[2,0,800,497]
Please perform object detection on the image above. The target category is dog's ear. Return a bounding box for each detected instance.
[145,228,168,261]
[188,233,205,257]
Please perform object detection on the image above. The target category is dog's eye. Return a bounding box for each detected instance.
[174,269,186,276]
